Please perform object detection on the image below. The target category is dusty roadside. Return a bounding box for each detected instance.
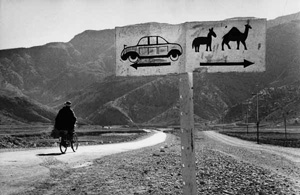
[205,131,300,179]
[13,130,300,195]
[0,131,165,195]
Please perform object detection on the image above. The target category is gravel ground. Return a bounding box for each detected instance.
[14,131,300,195]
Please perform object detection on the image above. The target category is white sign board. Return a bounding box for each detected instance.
[185,18,266,73]
[116,18,266,76]
[116,23,185,76]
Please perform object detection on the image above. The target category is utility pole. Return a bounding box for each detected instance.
[275,102,288,145]
[223,114,225,130]
[283,111,287,145]
[256,91,260,144]
[253,87,259,144]
[246,102,249,134]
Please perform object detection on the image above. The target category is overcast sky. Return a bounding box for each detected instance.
[0,0,299,50]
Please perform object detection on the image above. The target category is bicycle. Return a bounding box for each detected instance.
[59,131,79,154]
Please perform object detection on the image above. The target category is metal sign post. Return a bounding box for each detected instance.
[179,72,197,195]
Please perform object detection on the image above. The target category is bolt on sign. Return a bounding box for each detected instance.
[116,23,186,76]
[116,18,266,76]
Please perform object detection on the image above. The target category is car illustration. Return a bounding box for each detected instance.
[121,36,183,63]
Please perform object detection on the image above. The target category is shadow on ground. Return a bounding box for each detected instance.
[37,153,63,156]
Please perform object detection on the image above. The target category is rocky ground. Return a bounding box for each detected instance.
[13,131,300,195]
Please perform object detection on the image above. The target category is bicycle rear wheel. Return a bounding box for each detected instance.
[71,133,78,152]
[59,137,67,154]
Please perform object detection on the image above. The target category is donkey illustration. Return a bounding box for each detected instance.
[192,28,217,52]
[222,22,252,51]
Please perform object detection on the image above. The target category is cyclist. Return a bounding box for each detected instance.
[54,101,77,146]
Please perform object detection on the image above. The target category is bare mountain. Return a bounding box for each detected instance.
[224,83,300,124]
[0,12,299,125]
[267,12,300,28]
[267,19,300,86]
[68,72,263,125]
[0,90,56,124]
[0,29,115,105]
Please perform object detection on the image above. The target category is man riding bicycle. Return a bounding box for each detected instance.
[54,101,77,146]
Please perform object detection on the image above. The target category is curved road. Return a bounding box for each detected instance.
[0,131,166,195]
[1,130,300,194]
[203,130,300,191]
[204,131,300,163]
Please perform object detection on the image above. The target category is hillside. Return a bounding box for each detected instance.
[267,12,300,28]
[0,30,115,105]
[0,12,299,125]
[68,71,265,125]
[0,90,56,124]
[266,19,300,85]
[224,83,300,124]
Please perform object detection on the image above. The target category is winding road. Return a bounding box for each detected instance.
[0,131,166,195]
[203,130,300,191]
[1,130,300,195]
[204,131,300,163]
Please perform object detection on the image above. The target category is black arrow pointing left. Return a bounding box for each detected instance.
[131,62,171,69]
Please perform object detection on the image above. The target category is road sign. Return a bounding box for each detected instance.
[116,18,266,76]
[186,18,266,73]
[116,23,185,76]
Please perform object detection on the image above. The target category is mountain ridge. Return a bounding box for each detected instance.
[0,12,299,125]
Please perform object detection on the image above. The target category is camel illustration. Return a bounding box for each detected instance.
[221,23,252,51]
[192,28,217,52]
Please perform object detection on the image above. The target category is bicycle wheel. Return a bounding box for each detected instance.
[59,137,67,154]
[71,133,78,152]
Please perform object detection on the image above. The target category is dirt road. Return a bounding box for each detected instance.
[204,131,300,163]
[0,131,166,195]
[203,131,300,190]
[1,130,300,194]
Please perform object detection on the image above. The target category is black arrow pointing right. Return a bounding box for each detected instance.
[200,59,254,68]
